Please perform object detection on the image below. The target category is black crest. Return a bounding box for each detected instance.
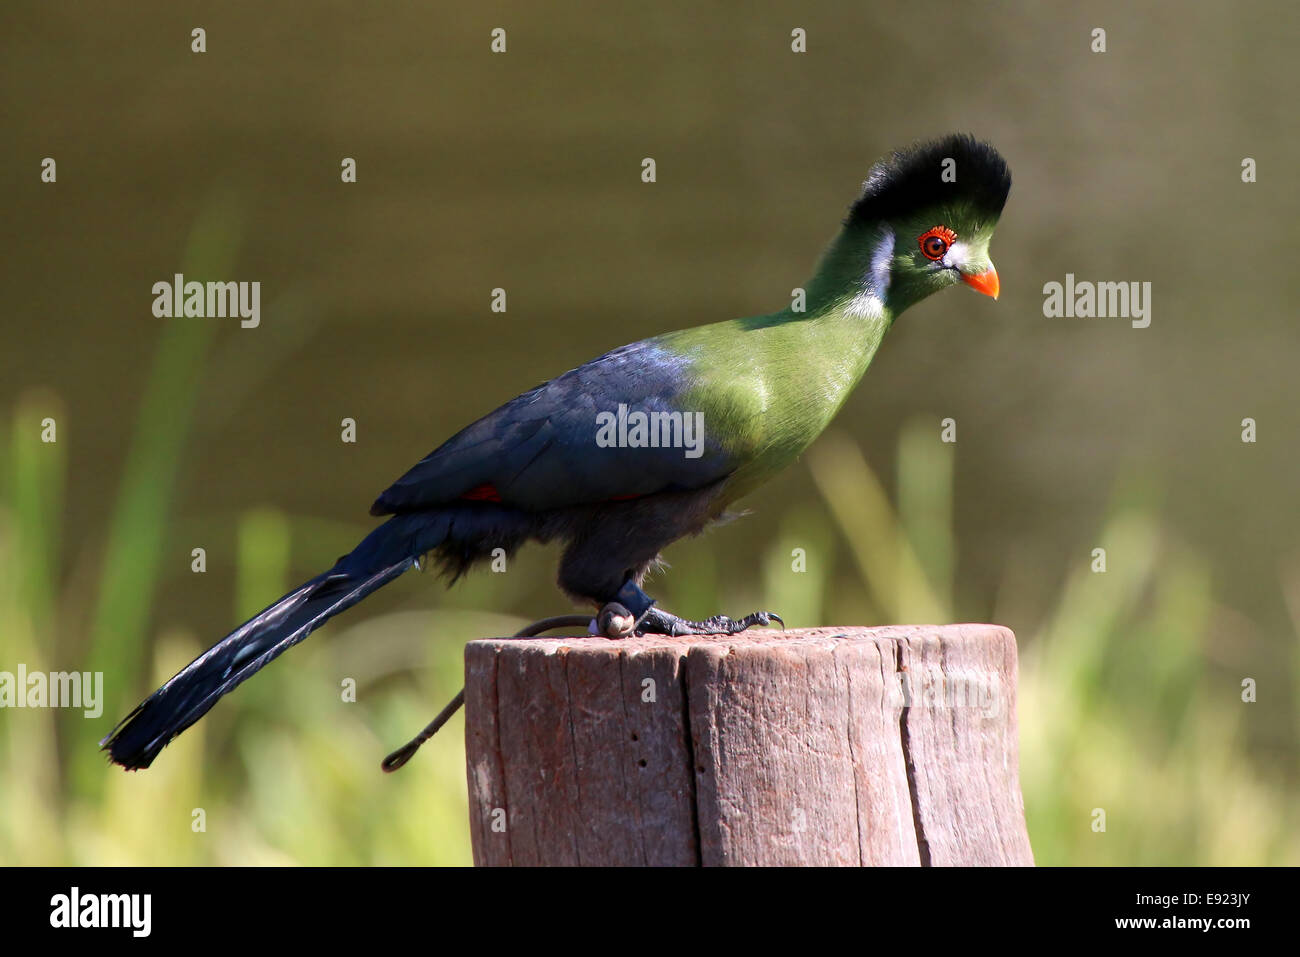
[846,134,1011,228]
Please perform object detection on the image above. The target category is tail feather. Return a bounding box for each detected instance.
[101,514,445,769]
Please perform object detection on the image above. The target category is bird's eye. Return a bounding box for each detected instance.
[918,226,957,261]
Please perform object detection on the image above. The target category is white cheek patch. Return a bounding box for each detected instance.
[844,290,885,319]
[846,226,894,319]
[869,227,894,293]
[941,241,970,270]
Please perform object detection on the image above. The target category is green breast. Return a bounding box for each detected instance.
[656,301,892,502]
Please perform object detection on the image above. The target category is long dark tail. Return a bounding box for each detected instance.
[101,513,447,770]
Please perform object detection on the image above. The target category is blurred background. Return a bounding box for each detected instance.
[2,1,1298,865]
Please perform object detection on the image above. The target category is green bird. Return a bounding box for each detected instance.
[104,133,1011,769]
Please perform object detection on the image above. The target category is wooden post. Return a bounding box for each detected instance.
[464,624,1033,866]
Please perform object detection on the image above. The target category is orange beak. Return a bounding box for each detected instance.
[961,265,1000,300]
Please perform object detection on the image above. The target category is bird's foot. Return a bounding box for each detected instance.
[635,607,784,636]
[605,579,782,637]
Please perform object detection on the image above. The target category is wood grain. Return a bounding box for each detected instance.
[465,625,1033,866]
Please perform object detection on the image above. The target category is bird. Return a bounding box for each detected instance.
[102,133,1012,770]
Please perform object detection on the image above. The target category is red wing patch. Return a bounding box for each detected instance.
[461,483,503,502]
[460,485,647,505]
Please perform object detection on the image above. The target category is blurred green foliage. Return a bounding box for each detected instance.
[2,387,1296,865]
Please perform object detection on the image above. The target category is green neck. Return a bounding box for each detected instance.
[806,223,891,316]
[658,221,907,499]
[763,221,901,392]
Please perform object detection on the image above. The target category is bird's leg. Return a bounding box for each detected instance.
[612,580,784,637]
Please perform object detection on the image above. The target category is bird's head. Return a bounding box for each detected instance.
[828,134,1011,319]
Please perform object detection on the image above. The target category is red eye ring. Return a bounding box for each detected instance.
[918,226,957,261]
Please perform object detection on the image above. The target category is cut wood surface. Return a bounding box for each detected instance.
[465,624,1033,866]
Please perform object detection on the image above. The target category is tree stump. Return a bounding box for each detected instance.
[464,624,1033,866]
